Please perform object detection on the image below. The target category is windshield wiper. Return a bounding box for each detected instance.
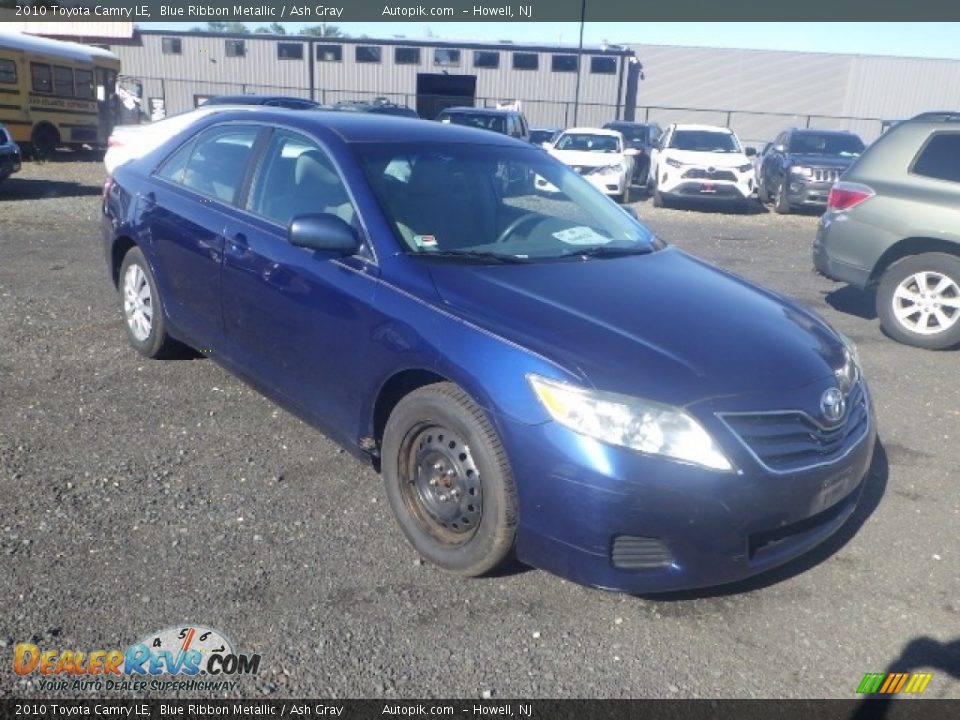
[556,245,653,260]
[410,250,530,264]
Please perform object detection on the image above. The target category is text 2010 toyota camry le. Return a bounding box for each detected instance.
[102,110,876,593]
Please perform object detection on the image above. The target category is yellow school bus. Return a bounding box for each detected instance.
[0,31,120,155]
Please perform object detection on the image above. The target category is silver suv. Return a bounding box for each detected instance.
[814,112,960,349]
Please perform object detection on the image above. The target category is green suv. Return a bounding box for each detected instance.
[814,112,960,350]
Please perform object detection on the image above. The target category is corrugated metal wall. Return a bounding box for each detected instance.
[107,32,630,128]
[630,43,960,144]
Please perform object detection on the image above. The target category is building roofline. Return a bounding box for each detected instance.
[132,28,635,56]
[628,41,960,65]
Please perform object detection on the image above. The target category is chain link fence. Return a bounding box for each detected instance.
[120,75,889,144]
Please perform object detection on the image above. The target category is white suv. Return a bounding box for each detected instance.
[647,124,757,209]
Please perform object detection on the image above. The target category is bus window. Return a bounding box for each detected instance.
[31,63,52,93]
[75,69,94,99]
[0,59,15,85]
[54,66,74,96]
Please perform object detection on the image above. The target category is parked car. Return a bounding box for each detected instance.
[104,105,262,174]
[602,120,663,185]
[530,127,562,147]
[201,94,320,110]
[102,109,875,593]
[758,128,865,214]
[815,111,960,350]
[543,127,633,201]
[647,124,757,210]
[0,122,22,184]
[331,98,420,118]
[435,106,530,143]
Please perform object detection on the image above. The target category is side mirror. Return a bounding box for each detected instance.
[774,144,786,153]
[744,146,757,157]
[289,214,360,255]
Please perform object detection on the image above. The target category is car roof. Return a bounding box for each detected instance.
[672,124,733,133]
[559,127,622,137]
[186,108,528,147]
[205,95,315,105]
[789,128,860,137]
[604,121,654,128]
[437,107,519,116]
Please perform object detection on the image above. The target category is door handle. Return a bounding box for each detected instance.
[226,231,248,252]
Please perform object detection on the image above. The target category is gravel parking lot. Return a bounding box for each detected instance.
[1,159,958,700]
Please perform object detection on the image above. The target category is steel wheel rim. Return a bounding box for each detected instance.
[892,271,960,335]
[400,424,482,545]
[123,263,153,342]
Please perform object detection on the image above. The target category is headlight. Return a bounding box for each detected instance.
[528,375,733,471]
[835,334,861,394]
[591,163,625,176]
[790,166,813,178]
[665,157,683,169]
[737,163,753,173]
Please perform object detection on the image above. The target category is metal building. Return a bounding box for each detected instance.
[100,29,637,127]
[629,43,960,144]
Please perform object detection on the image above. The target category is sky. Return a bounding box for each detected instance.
[143,22,960,60]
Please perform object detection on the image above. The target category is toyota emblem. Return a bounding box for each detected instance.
[820,387,846,424]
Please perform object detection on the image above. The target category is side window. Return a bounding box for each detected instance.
[247,130,357,230]
[175,126,259,203]
[912,133,960,183]
[0,58,18,85]
[31,63,52,93]
[156,138,198,184]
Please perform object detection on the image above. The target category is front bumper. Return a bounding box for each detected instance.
[501,381,876,593]
[787,178,835,207]
[584,172,628,196]
[0,148,21,180]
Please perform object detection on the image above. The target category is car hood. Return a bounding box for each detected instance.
[664,150,750,168]
[788,153,858,168]
[427,248,845,406]
[549,149,625,168]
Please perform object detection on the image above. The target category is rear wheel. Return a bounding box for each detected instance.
[31,125,59,158]
[118,247,179,358]
[381,382,518,577]
[877,253,960,350]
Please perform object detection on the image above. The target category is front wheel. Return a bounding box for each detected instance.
[774,177,792,214]
[876,253,960,350]
[381,382,518,577]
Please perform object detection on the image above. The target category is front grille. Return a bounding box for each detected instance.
[610,535,673,570]
[720,383,869,473]
[683,168,737,182]
[572,165,595,175]
[812,168,840,183]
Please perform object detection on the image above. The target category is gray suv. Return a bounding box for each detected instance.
[814,112,960,349]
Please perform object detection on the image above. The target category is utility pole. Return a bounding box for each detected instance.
[572,0,586,126]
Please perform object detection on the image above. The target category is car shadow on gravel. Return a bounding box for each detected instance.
[633,440,889,601]
[824,285,878,320]
[0,177,103,202]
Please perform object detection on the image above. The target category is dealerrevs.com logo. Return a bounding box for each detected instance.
[14,625,261,693]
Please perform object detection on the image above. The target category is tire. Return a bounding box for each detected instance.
[31,125,59,158]
[774,177,792,214]
[118,247,178,359]
[757,176,770,204]
[381,382,518,577]
[876,253,960,350]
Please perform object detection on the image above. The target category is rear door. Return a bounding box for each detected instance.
[141,124,262,349]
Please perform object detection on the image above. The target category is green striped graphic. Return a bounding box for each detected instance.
[857,673,886,694]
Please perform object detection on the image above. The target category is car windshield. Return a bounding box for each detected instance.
[669,130,740,153]
[530,129,559,144]
[439,112,506,134]
[355,142,655,262]
[788,133,865,157]
[555,133,622,153]
[606,125,646,144]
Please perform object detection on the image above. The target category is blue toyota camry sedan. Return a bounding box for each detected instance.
[102,109,876,593]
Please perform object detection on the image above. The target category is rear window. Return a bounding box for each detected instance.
[912,133,960,183]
